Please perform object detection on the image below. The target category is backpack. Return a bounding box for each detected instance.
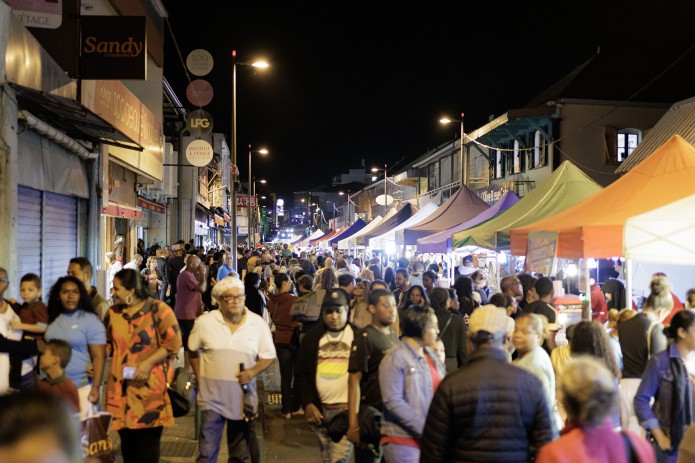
[290,289,327,323]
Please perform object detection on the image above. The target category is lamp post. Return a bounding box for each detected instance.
[440,112,465,185]
[252,178,267,246]
[231,51,268,267]
[371,163,388,215]
[247,146,268,249]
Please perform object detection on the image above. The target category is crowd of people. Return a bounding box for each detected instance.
[1,239,694,463]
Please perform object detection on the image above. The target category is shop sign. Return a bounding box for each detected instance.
[476,181,515,205]
[186,49,214,76]
[137,196,165,214]
[80,16,147,80]
[186,80,213,107]
[82,80,164,181]
[236,195,257,208]
[525,231,558,275]
[186,109,214,137]
[6,0,63,29]
[185,139,214,167]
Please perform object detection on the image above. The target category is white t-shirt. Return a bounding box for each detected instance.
[188,310,277,420]
[0,304,21,393]
[316,325,354,405]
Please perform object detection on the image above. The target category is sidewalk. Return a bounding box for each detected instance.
[109,357,322,462]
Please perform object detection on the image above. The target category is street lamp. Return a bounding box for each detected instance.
[248,146,268,248]
[371,163,388,215]
[440,112,465,185]
[252,178,268,247]
[231,50,269,267]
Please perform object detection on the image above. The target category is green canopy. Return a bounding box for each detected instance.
[451,161,602,251]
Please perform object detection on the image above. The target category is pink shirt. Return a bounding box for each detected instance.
[174,271,201,320]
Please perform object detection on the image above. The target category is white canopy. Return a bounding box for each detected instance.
[368,202,439,251]
[295,229,325,248]
[338,209,394,250]
[624,193,695,265]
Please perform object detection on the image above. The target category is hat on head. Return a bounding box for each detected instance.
[469,305,511,342]
[462,254,474,264]
[322,288,349,310]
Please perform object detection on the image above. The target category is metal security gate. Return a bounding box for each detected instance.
[17,186,78,297]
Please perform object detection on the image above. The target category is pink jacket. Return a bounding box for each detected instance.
[536,419,655,463]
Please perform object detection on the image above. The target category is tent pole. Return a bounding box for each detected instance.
[496,252,501,293]
[625,258,633,311]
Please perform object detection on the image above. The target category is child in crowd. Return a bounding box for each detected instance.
[9,273,48,389]
[36,339,80,413]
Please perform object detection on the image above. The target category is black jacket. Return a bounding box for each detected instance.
[295,321,358,411]
[420,346,556,463]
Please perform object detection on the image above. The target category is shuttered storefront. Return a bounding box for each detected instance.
[17,186,79,297]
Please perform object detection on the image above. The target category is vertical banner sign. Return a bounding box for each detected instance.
[525,231,559,275]
[80,16,147,79]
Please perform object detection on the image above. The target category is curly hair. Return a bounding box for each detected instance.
[319,267,337,289]
[561,356,619,428]
[569,321,621,378]
[646,276,674,311]
[46,276,95,323]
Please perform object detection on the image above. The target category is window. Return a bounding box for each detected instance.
[529,130,547,169]
[440,155,452,187]
[493,149,504,179]
[429,162,440,191]
[605,127,641,163]
[617,129,641,162]
[508,140,522,175]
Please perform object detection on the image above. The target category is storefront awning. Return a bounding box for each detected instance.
[10,82,143,151]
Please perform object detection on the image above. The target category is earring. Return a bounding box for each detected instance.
[125,294,134,305]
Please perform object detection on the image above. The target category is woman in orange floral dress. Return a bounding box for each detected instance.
[106,269,182,463]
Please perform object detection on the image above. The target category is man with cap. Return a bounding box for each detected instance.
[457,254,476,277]
[420,305,556,463]
[295,288,357,462]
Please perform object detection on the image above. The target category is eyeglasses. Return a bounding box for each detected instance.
[218,294,245,303]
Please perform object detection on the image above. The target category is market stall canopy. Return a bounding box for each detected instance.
[328,219,367,246]
[312,227,345,246]
[624,193,695,265]
[399,185,490,245]
[369,202,439,251]
[509,135,695,258]
[310,229,335,246]
[293,229,324,247]
[337,211,392,250]
[358,203,417,246]
[453,161,602,251]
[417,191,520,253]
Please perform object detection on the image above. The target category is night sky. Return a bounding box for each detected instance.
[162,1,694,204]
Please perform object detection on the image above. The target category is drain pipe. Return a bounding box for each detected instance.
[18,110,98,160]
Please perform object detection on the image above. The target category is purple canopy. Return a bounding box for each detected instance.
[416,191,520,253]
[398,185,490,245]
[328,218,367,245]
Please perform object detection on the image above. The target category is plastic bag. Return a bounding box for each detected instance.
[81,405,115,463]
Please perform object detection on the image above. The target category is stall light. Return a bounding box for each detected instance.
[587,258,598,269]
[566,263,578,277]
[497,251,507,264]
[385,242,396,255]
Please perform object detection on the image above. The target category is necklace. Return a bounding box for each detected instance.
[326,327,347,345]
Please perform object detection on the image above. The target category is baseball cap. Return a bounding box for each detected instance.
[322,288,349,310]
[469,305,511,341]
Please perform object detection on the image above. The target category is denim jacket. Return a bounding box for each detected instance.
[634,342,693,434]
[378,339,445,439]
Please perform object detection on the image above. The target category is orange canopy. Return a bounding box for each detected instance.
[510,135,695,258]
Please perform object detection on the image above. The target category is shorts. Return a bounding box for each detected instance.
[178,319,196,351]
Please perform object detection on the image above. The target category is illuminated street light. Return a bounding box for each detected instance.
[440,112,465,185]
[231,51,269,265]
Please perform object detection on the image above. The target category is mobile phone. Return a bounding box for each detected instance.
[123,366,136,380]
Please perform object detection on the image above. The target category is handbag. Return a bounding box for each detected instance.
[167,366,195,418]
[152,300,195,417]
[81,405,115,463]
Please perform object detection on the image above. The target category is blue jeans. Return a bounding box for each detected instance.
[382,443,419,463]
[197,409,259,463]
[314,407,353,463]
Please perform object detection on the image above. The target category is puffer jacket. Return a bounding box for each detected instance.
[420,346,556,463]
